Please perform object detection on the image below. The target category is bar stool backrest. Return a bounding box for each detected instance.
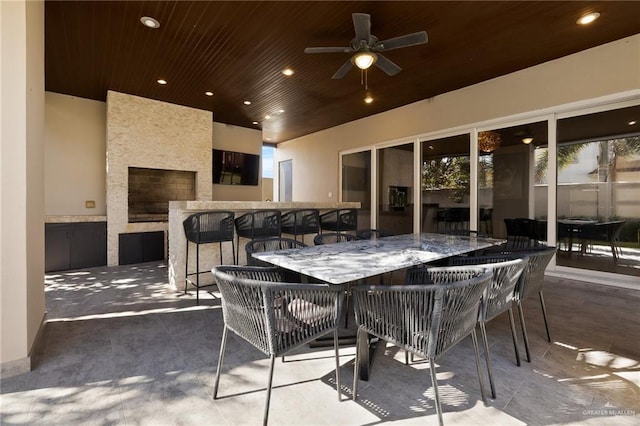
[183,211,235,244]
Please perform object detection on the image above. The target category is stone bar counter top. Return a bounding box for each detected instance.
[168,201,360,291]
[45,215,107,223]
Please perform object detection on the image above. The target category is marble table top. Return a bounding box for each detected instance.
[252,233,504,285]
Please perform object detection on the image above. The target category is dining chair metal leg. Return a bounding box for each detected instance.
[235,235,241,264]
[471,329,487,403]
[517,302,532,362]
[429,358,444,426]
[352,328,365,401]
[508,307,521,367]
[213,325,228,399]
[334,329,341,400]
[478,322,496,399]
[263,354,276,426]
[539,291,551,342]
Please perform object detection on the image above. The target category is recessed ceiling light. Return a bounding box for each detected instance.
[140,16,160,29]
[243,100,251,105]
[252,121,259,125]
[629,120,637,126]
[157,79,167,85]
[577,12,600,25]
[205,91,213,96]
[265,138,272,141]
[278,109,285,113]
[264,115,271,120]
[428,145,434,150]
[282,68,294,76]
[364,95,374,104]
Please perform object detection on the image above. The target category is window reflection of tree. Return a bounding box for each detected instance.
[421,156,470,203]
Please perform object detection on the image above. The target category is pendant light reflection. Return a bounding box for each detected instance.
[478,131,501,152]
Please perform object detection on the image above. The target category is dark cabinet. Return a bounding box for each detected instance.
[45,222,107,272]
[118,231,165,265]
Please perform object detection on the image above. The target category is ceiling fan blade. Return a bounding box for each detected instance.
[376,31,428,51]
[332,60,353,79]
[375,54,402,76]
[304,46,351,54]
[352,13,371,41]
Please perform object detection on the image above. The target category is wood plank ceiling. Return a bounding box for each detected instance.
[45,1,640,143]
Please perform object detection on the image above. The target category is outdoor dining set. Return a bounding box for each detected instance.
[182,208,557,425]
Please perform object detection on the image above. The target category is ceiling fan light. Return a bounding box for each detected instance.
[353,52,377,70]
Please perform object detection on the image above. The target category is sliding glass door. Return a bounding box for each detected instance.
[341,150,372,229]
[556,105,640,276]
[377,143,414,235]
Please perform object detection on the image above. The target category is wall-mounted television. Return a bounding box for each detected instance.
[212,149,260,185]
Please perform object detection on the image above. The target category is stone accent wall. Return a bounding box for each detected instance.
[106,91,212,265]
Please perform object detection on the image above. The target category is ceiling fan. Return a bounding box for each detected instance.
[304,13,428,80]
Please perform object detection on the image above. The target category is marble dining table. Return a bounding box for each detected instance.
[251,232,504,285]
[252,232,504,381]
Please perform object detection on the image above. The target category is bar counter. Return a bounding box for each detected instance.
[167,201,360,291]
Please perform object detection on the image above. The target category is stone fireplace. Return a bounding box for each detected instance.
[106,91,212,265]
[128,167,196,223]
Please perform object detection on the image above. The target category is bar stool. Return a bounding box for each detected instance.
[183,211,235,304]
[234,210,282,264]
[281,209,319,244]
[319,208,357,234]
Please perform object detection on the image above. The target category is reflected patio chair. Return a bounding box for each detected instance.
[212,265,344,426]
[447,256,527,398]
[352,267,492,426]
[314,232,356,245]
[578,220,625,263]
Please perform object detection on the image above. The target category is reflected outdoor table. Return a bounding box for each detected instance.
[252,232,504,380]
[558,219,598,253]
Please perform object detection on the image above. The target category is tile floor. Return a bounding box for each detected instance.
[1,261,639,425]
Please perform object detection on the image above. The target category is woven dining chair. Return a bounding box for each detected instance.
[352,266,492,426]
[211,266,345,426]
[245,237,307,267]
[355,229,392,240]
[446,256,527,398]
[313,232,356,245]
[511,246,557,362]
[245,237,308,283]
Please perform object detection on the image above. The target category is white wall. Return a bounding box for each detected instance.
[42,99,265,215]
[45,92,106,215]
[275,35,640,202]
[212,122,263,201]
[1,0,45,376]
